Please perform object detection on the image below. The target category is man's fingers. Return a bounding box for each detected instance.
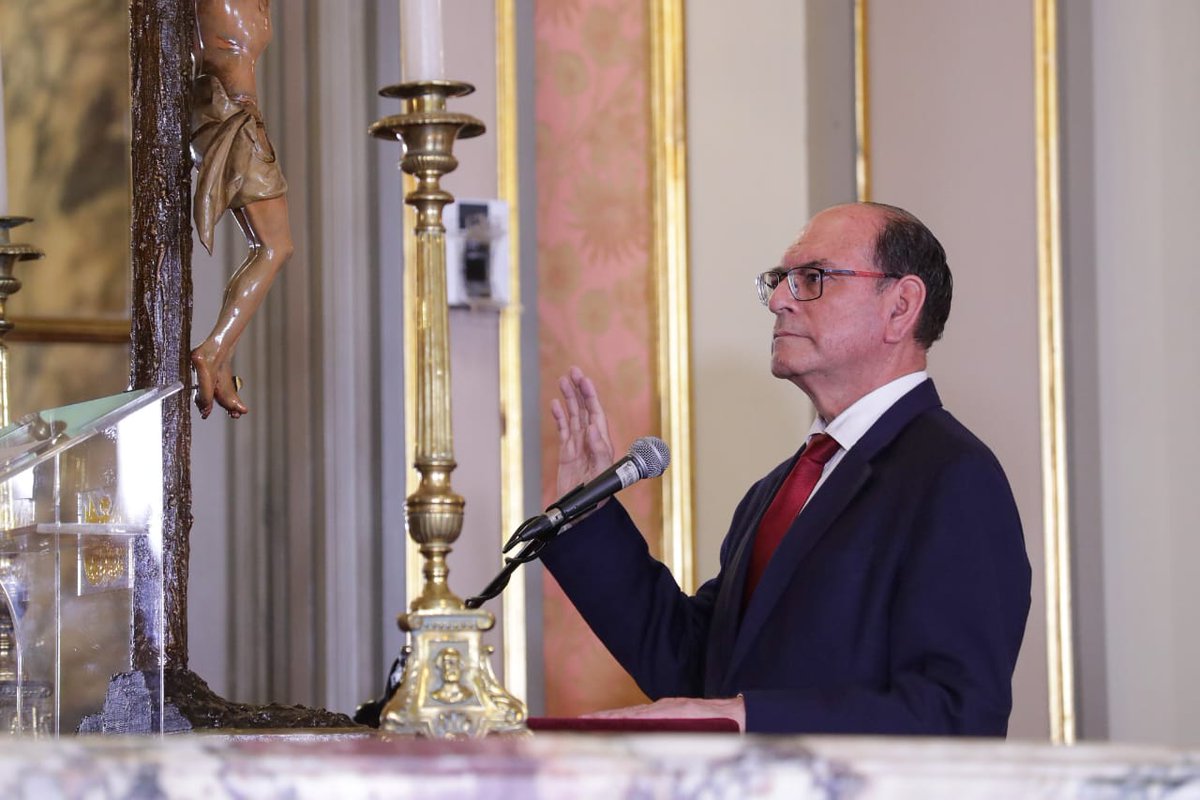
[587,420,614,462]
[576,374,614,461]
[550,398,569,444]
[581,704,652,719]
[568,367,610,450]
[580,697,742,727]
[577,373,609,436]
[558,374,586,432]
[556,367,617,470]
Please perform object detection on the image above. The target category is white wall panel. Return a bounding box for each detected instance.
[687,1,812,581]
[1089,0,1200,746]
[869,0,1049,739]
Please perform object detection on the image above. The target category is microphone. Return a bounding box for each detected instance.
[503,436,671,551]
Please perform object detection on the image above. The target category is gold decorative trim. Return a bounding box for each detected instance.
[1034,0,1075,745]
[649,0,695,593]
[8,317,131,345]
[854,0,871,203]
[403,173,422,608]
[0,348,9,427]
[495,0,527,703]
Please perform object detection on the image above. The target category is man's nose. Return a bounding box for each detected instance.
[767,280,794,314]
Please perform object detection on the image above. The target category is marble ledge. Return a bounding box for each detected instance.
[0,731,1197,799]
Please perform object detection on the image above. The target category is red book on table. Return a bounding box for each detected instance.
[527,717,739,733]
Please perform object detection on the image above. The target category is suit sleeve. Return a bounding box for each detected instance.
[540,499,736,699]
[742,451,1032,735]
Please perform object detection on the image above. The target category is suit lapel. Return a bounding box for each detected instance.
[718,379,944,690]
[724,455,871,683]
[703,464,786,694]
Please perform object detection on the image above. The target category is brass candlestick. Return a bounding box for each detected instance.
[369,80,525,737]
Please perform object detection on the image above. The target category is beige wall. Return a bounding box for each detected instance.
[441,0,508,677]
[1081,0,1200,745]
[868,1,1049,738]
[686,1,813,581]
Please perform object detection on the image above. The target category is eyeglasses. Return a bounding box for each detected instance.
[755,265,892,305]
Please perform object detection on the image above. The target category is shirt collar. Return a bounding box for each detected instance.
[806,371,929,451]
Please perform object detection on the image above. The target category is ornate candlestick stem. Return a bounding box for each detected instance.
[369,81,525,737]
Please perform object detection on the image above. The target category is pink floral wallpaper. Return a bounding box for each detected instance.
[535,0,663,715]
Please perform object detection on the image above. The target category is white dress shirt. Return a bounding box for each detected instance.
[799,371,929,511]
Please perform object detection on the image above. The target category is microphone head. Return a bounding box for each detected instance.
[628,436,671,479]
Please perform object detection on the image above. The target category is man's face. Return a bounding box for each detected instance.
[439,648,462,681]
[767,206,894,391]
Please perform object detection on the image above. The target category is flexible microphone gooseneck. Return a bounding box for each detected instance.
[465,436,671,609]
[503,436,671,551]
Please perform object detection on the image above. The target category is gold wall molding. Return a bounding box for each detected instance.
[8,317,130,344]
[1034,0,1076,746]
[649,0,695,593]
[854,0,871,203]
[495,0,527,702]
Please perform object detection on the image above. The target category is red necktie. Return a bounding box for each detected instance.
[743,432,841,605]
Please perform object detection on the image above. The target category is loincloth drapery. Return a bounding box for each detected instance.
[191,73,288,254]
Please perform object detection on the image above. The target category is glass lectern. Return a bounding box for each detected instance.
[0,384,179,735]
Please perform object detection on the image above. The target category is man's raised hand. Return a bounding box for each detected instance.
[550,366,615,500]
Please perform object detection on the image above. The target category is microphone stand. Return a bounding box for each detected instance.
[463,547,531,610]
[464,508,593,609]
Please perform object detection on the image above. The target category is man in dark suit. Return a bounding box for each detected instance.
[541,202,1031,734]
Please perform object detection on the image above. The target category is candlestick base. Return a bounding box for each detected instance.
[380,606,526,737]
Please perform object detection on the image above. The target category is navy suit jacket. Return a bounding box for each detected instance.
[541,380,1031,735]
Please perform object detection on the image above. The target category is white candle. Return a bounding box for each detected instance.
[400,0,445,82]
[0,41,8,216]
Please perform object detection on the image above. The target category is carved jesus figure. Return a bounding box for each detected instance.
[190,0,293,418]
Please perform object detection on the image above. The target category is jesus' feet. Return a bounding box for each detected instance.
[191,347,249,419]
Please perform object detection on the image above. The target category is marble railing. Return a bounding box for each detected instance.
[0,732,1197,798]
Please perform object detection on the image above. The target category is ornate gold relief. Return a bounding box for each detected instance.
[384,611,525,737]
[80,539,132,592]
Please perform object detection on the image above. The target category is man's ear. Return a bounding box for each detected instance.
[883,275,926,344]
